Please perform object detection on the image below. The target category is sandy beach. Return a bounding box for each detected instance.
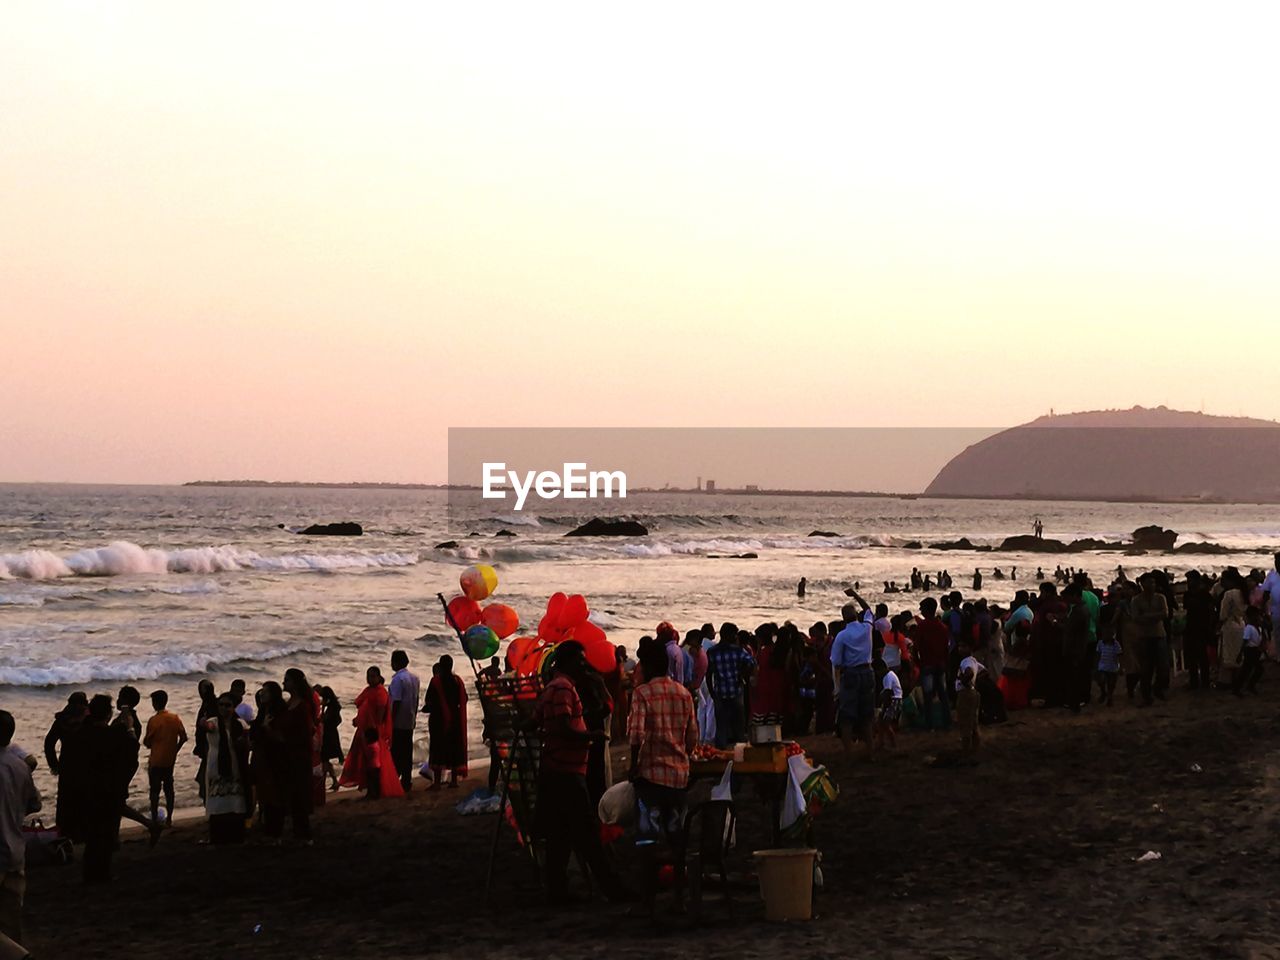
[21,671,1280,960]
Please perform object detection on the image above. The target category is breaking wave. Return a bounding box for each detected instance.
[0,640,332,687]
[0,541,422,581]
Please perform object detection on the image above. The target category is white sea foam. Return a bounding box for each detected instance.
[0,640,331,687]
[0,541,422,581]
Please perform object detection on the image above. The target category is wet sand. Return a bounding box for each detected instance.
[23,674,1280,960]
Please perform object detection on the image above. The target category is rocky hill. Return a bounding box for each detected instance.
[924,406,1280,502]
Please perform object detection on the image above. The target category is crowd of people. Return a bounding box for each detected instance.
[1,553,1278,939]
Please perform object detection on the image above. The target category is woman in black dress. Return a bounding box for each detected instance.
[319,686,343,791]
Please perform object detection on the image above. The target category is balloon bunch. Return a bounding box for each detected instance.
[444,564,520,661]
[505,592,615,677]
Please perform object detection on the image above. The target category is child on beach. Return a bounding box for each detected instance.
[956,669,980,759]
[1095,632,1121,706]
[875,669,903,750]
[1233,608,1265,696]
[362,727,383,800]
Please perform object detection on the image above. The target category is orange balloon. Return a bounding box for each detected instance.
[481,603,520,640]
[545,592,567,624]
[506,635,536,672]
[446,595,483,631]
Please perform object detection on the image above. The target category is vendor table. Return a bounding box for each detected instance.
[689,743,791,845]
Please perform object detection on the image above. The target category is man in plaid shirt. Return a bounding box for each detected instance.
[705,622,754,748]
[628,641,698,795]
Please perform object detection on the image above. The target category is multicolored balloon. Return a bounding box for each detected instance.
[460,564,499,602]
[463,624,500,660]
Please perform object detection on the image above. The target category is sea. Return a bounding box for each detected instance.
[2,483,1277,811]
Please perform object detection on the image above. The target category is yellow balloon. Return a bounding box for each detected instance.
[460,563,499,601]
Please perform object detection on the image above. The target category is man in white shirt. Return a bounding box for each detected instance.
[0,710,41,947]
[388,650,421,792]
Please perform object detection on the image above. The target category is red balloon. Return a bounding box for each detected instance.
[506,635,534,672]
[446,595,483,631]
[571,620,607,649]
[558,594,589,631]
[582,636,616,674]
[537,614,566,644]
[481,603,520,640]
[545,592,567,624]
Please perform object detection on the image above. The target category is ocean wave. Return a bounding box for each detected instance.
[0,640,332,687]
[0,541,422,581]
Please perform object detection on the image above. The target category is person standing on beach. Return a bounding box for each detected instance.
[277,669,319,842]
[202,694,251,844]
[1182,571,1215,689]
[534,642,625,904]
[916,597,952,729]
[832,600,876,757]
[388,650,420,793]
[422,656,469,790]
[1131,574,1171,707]
[143,690,187,826]
[192,680,217,802]
[0,711,40,947]
[44,692,87,836]
[705,623,754,748]
[61,695,134,883]
[1261,552,1280,649]
[230,679,255,725]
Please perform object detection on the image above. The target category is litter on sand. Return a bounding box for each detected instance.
[1134,851,1162,863]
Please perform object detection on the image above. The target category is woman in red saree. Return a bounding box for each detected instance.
[339,666,404,798]
[422,655,468,788]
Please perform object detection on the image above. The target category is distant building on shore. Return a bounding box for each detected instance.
[705,480,716,493]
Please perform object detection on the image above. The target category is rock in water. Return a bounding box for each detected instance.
[1132,525,1178,551]
[565,518,649,537]
[297,522,363,536]
[493,529,517,538]
[434,540,459,549]
[930,538,977,551]
[808,530,841,538]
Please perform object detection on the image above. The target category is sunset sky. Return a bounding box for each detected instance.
[4,3,1277,484]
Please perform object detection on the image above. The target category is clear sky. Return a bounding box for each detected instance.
[4,2,1277,484]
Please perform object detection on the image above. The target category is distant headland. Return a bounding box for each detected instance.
[925,406,1280,504]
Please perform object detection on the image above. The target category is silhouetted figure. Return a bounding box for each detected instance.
[973,569,983,591]
[44,691,87,835]
[61,695,136,883]
[797,577,807,598]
